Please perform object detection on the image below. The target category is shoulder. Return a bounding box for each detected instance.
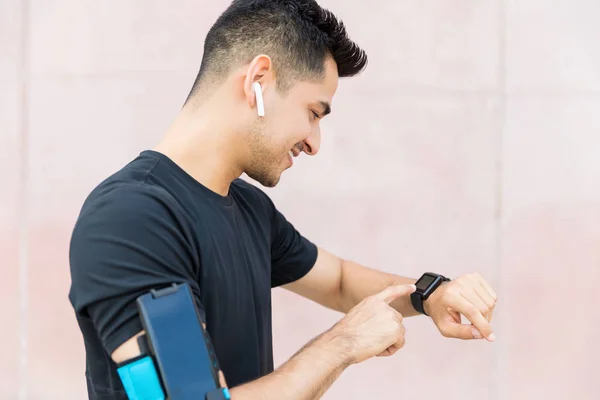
[80,181,177,215]
[69,181,199,283]
[73,181,191,237]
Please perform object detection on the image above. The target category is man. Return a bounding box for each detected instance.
[68,0,498,399]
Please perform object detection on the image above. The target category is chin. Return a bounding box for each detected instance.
[260,174,281,188]
[247,170,282,188]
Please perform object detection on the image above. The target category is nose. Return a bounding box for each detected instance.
[302,127,321,156]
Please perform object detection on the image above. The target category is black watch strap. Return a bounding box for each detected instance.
[410,291,427,315]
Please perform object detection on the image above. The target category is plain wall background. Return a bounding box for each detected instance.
[1,0,599,399]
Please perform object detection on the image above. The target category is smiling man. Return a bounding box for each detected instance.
[68,1,498,399]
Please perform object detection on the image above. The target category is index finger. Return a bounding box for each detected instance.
[374,284,417,304]
[453,295,495,341]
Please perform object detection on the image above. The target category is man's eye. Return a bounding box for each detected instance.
[311,110,320,119]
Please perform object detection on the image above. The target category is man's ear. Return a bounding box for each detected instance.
[244,54,273,110]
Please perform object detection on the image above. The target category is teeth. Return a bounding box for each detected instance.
[289,150,294,158]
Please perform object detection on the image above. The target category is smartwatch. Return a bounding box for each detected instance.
[410,272,450,316]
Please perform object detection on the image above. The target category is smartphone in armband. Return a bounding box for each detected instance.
[118,283,230,400]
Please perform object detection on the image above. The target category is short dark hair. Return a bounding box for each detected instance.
[186,0,367,101]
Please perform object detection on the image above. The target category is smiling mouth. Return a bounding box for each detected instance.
[286,144,303,166]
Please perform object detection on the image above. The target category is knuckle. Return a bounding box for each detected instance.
[395,329,405,340]
[396,318,404,330]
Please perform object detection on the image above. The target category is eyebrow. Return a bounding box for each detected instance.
[319,101,332,117]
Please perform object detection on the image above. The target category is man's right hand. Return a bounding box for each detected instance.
[327,284,416,364]
[113,284,416,400]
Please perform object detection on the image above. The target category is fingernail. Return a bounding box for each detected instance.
[488,333,496,341]
[472,329,482,339]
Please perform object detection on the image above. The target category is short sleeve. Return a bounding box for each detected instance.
[68,183,203,356]
[270,207,318,288]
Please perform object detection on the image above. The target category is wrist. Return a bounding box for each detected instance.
[412,273,450,316]
[422,281,448,316]
[423,296,434,316]
[317,328,355,367]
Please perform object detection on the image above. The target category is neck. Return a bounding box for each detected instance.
[153,104,245,197]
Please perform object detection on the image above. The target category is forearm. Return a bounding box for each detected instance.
[338,260,420,317]
[229,330,351,400]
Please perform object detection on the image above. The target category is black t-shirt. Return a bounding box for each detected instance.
[68,150,318,399]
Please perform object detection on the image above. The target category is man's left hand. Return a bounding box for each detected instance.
[423,273,498,342]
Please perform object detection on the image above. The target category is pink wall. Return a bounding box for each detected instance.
[1,0,599,399]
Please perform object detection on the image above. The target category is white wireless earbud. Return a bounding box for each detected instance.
[252,82,265,117]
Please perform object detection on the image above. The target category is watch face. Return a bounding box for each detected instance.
[416,274,436,292]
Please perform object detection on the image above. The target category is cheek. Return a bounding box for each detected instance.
[273,113,309,144]
[267,104,311,147]
[290,110,312,139]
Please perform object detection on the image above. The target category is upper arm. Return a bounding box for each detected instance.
[260,189,345,309]
[112,331,145,363]
[281,246,345,312]
[268,204,319,288]
[68,184,203,362]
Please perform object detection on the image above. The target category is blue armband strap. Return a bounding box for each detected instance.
[117,355,165,400]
